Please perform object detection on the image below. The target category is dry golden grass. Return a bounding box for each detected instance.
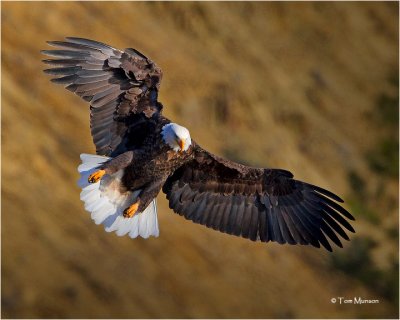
[2,2,398,318]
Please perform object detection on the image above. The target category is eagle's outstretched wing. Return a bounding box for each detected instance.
[163,145,355,251]
[42,37,163,156]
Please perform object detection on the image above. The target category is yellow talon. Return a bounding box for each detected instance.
[123,201,140,218]
[88,169,106,183]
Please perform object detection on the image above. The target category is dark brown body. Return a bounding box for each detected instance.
[124,147,194,190]
[100,115,196,212]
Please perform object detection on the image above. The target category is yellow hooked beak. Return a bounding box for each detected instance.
[178,139,185,152]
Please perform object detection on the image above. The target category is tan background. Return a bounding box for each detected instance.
[2,2,399,318]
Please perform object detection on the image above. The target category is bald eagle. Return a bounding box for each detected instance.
[43,37,355,251]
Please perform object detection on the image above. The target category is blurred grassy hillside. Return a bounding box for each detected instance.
[2,2,399,318]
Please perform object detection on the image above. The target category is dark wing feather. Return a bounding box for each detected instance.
[42,37,163,156]
[163,146,355,251]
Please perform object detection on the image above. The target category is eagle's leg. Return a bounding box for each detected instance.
[88,151,135,183]
[88,170,106,183]
[123,178,166,218]
[123,201,140,218]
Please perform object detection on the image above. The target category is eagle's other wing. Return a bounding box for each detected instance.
[42,37,163,156]
[163,146,355,251]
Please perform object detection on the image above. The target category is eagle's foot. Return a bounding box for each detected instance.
[88,170,106,183]
[123,201,140,218]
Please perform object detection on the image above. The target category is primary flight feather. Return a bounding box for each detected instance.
[43,37,355,251]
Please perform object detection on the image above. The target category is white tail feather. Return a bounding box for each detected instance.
[77,153,159,238]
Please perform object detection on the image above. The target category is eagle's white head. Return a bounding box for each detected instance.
[161,123,192,152]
